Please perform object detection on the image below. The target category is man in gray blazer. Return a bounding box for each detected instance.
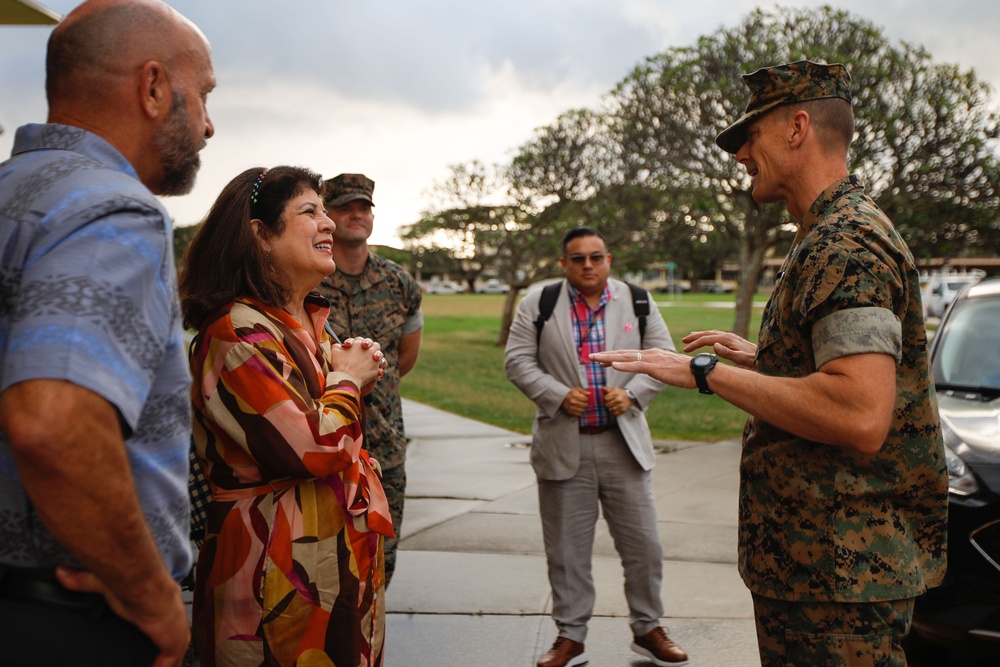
[505,227,689,667]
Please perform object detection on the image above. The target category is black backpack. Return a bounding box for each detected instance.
[534,281,650,345]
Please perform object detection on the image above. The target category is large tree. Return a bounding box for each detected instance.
[401,161,506,290]
[400,161,565,343]
[406,112,636,346]
[610,5,1000,336]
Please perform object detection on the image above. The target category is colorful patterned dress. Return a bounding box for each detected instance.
[190,296,393,667]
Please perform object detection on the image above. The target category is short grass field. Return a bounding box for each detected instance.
[401,291,768,442]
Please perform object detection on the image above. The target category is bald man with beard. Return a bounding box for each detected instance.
[0,1,215,665]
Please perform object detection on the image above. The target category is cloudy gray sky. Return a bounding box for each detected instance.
[2,0,999,246]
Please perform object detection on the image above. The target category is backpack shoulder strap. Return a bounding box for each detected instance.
[626,282,650,343]
[534,281,564,345]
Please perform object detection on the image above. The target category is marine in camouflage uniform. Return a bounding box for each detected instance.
[743,172,947,666]
[725,60,947,666]
[317,173,424,586]
[593,61,947,666]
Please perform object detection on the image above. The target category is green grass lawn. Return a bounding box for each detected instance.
[401,292,765,441]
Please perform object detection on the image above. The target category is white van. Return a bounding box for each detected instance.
[923,269,986,319]
[423,280,465,295]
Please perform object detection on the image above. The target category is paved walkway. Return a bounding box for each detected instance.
[385,399,758,666]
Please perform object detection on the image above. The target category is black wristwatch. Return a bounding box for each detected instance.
[690,353,718,395]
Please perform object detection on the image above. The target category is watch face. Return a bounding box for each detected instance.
[691,353,716,395]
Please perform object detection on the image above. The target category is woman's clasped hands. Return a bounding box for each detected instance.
[333,337,389,395]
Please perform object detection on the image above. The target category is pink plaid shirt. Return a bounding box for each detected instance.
[568,284,612,428]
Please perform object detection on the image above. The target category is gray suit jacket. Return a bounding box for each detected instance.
[504,279,675,480]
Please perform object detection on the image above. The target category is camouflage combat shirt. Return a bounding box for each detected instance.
[317,252,422,470]
[740,175,948,602]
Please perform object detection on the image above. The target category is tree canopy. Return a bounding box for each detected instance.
[402,5,1000,342]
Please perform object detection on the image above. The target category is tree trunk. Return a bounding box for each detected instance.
[731,202,773,339]
[732,242,768,338]
[496,288,521,347]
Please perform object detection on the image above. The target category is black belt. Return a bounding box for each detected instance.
[579,425,613,435]
[0,566,107,618]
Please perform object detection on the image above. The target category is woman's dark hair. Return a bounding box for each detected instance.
[179,165,323,330]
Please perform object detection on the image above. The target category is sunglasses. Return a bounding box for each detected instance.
[566,252,608,265]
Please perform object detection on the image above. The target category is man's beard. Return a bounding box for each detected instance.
[153,91,203,196]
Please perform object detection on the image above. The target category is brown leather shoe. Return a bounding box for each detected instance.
[537,636,588,667]
[631,626,689,666]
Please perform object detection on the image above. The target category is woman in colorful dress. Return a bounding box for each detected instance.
[179,166,393,666]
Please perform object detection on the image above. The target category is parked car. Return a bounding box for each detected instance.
[423,280,464,295]
[906,278,1000,664]
[924,270,985,319]
[699,280,735,293]
[654,280,689,293]
[476,279,510,294]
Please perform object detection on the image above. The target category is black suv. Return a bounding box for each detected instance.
[907,277,1000,665]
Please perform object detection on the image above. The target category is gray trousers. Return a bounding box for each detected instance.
[537,427,664,643]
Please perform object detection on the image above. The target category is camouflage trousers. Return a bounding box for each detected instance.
[380,464,406,587]
[752,593,913,667]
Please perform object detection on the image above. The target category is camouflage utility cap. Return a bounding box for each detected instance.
[324,173,375,207]
[716,60,852,154]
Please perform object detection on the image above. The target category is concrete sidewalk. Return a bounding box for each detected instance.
[385,399,758,666]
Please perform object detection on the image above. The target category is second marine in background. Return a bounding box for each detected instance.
[318,173,424,587]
